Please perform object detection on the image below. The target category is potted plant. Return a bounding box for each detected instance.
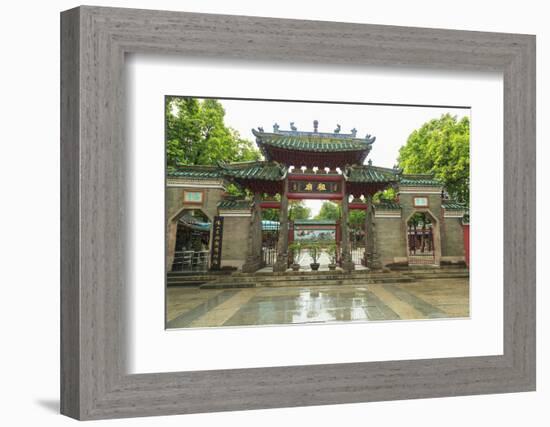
[289,241,302,271]
[327,243,338,270]
[306,242,321,271]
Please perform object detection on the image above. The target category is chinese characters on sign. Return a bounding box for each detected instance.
[210,216,224,270]
[290,180,341,194]
[413,196,429,207]
[183,190,203,204]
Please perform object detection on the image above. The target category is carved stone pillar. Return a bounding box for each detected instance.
[273,179,289,272]
[365,195,381,269]
[340,189,355,273]
[242,192,263,273]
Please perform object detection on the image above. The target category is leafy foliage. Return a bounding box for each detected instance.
[314,201,366,228]
[398,113,470,204]
[261,208,279,222]
[407,211,433,227]
[315,201,366,227]
[315,201,340,220]
[289,241,303,264]
[373,187,397,203]
[326,242,338,264]
[166,97,261,169]
[261,201,311,221]
[289,201,311,220]
[349,210,366,227]
[303,242,322,264]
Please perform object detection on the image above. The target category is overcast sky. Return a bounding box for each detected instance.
[216,98,469,216]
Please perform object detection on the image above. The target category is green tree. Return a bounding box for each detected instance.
[166,97,260,169]
[315,202,340,220]
[373,187,397,203]
[398,114,470,204]
[262,201,311,222]
[289,201,311,220]
[314,201,367,227]
[261,208,279,222]
[349,210,366,227]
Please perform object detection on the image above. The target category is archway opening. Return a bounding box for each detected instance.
[171,209,211,272]
[261,207,280,267]
[407,211,436,265]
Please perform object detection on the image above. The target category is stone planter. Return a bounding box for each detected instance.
[328,263,337,271]
[310,263,320,271]
[291,263,301,272]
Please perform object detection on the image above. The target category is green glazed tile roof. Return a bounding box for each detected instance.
[374,199,401,210]
[442,200,467,211]
[218,161,286,181]
[344,165,400,183]
[399,174,442,186]
[178,213,211,231]
[168,165,222,179]
[217,199,252,210]
[252,129,374,153]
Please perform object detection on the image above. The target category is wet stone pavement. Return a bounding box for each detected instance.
[166,278,469,329]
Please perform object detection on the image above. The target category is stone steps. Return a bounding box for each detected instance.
[167,271,232,286]
[167,269,375,285]
[402,268,469,280]
[199,271,415,289]
[167,267,470,288]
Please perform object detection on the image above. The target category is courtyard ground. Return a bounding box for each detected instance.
[166,278,469,328]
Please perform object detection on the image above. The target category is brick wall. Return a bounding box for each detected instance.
[441,215,466,261]
[166,186,225,222]
[375,215,407,266]
[219,215,250,268]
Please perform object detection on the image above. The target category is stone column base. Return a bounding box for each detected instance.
[242,257,263,273]
[366,252,382,270]
[273,254,288,272]
[342,260,355,273]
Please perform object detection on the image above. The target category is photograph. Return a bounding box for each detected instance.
[165,96,471,329]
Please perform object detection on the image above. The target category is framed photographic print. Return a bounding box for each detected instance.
[61,6,536,420]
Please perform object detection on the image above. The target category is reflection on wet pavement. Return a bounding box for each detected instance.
[166,278,469,329]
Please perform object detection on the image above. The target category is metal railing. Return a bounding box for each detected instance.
[262,247,278,266]
[407,229,435,265]
[351,246,366,265]
[171,250,209,272]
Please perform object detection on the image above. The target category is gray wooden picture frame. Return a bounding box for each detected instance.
[60,5,536,420]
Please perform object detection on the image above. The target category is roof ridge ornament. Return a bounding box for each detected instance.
[290,122,297,131]
[313,120,319,133]
[334,124,341,133]
[351,128,357,137]
[273,122,279,132]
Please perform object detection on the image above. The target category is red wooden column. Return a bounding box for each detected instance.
[273,178,289,272]
[340,184,355,272]
[242,192,263,273]
[335,219,341,264]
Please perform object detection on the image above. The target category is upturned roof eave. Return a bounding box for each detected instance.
[217,160,287,182]
[253,129,374,154]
